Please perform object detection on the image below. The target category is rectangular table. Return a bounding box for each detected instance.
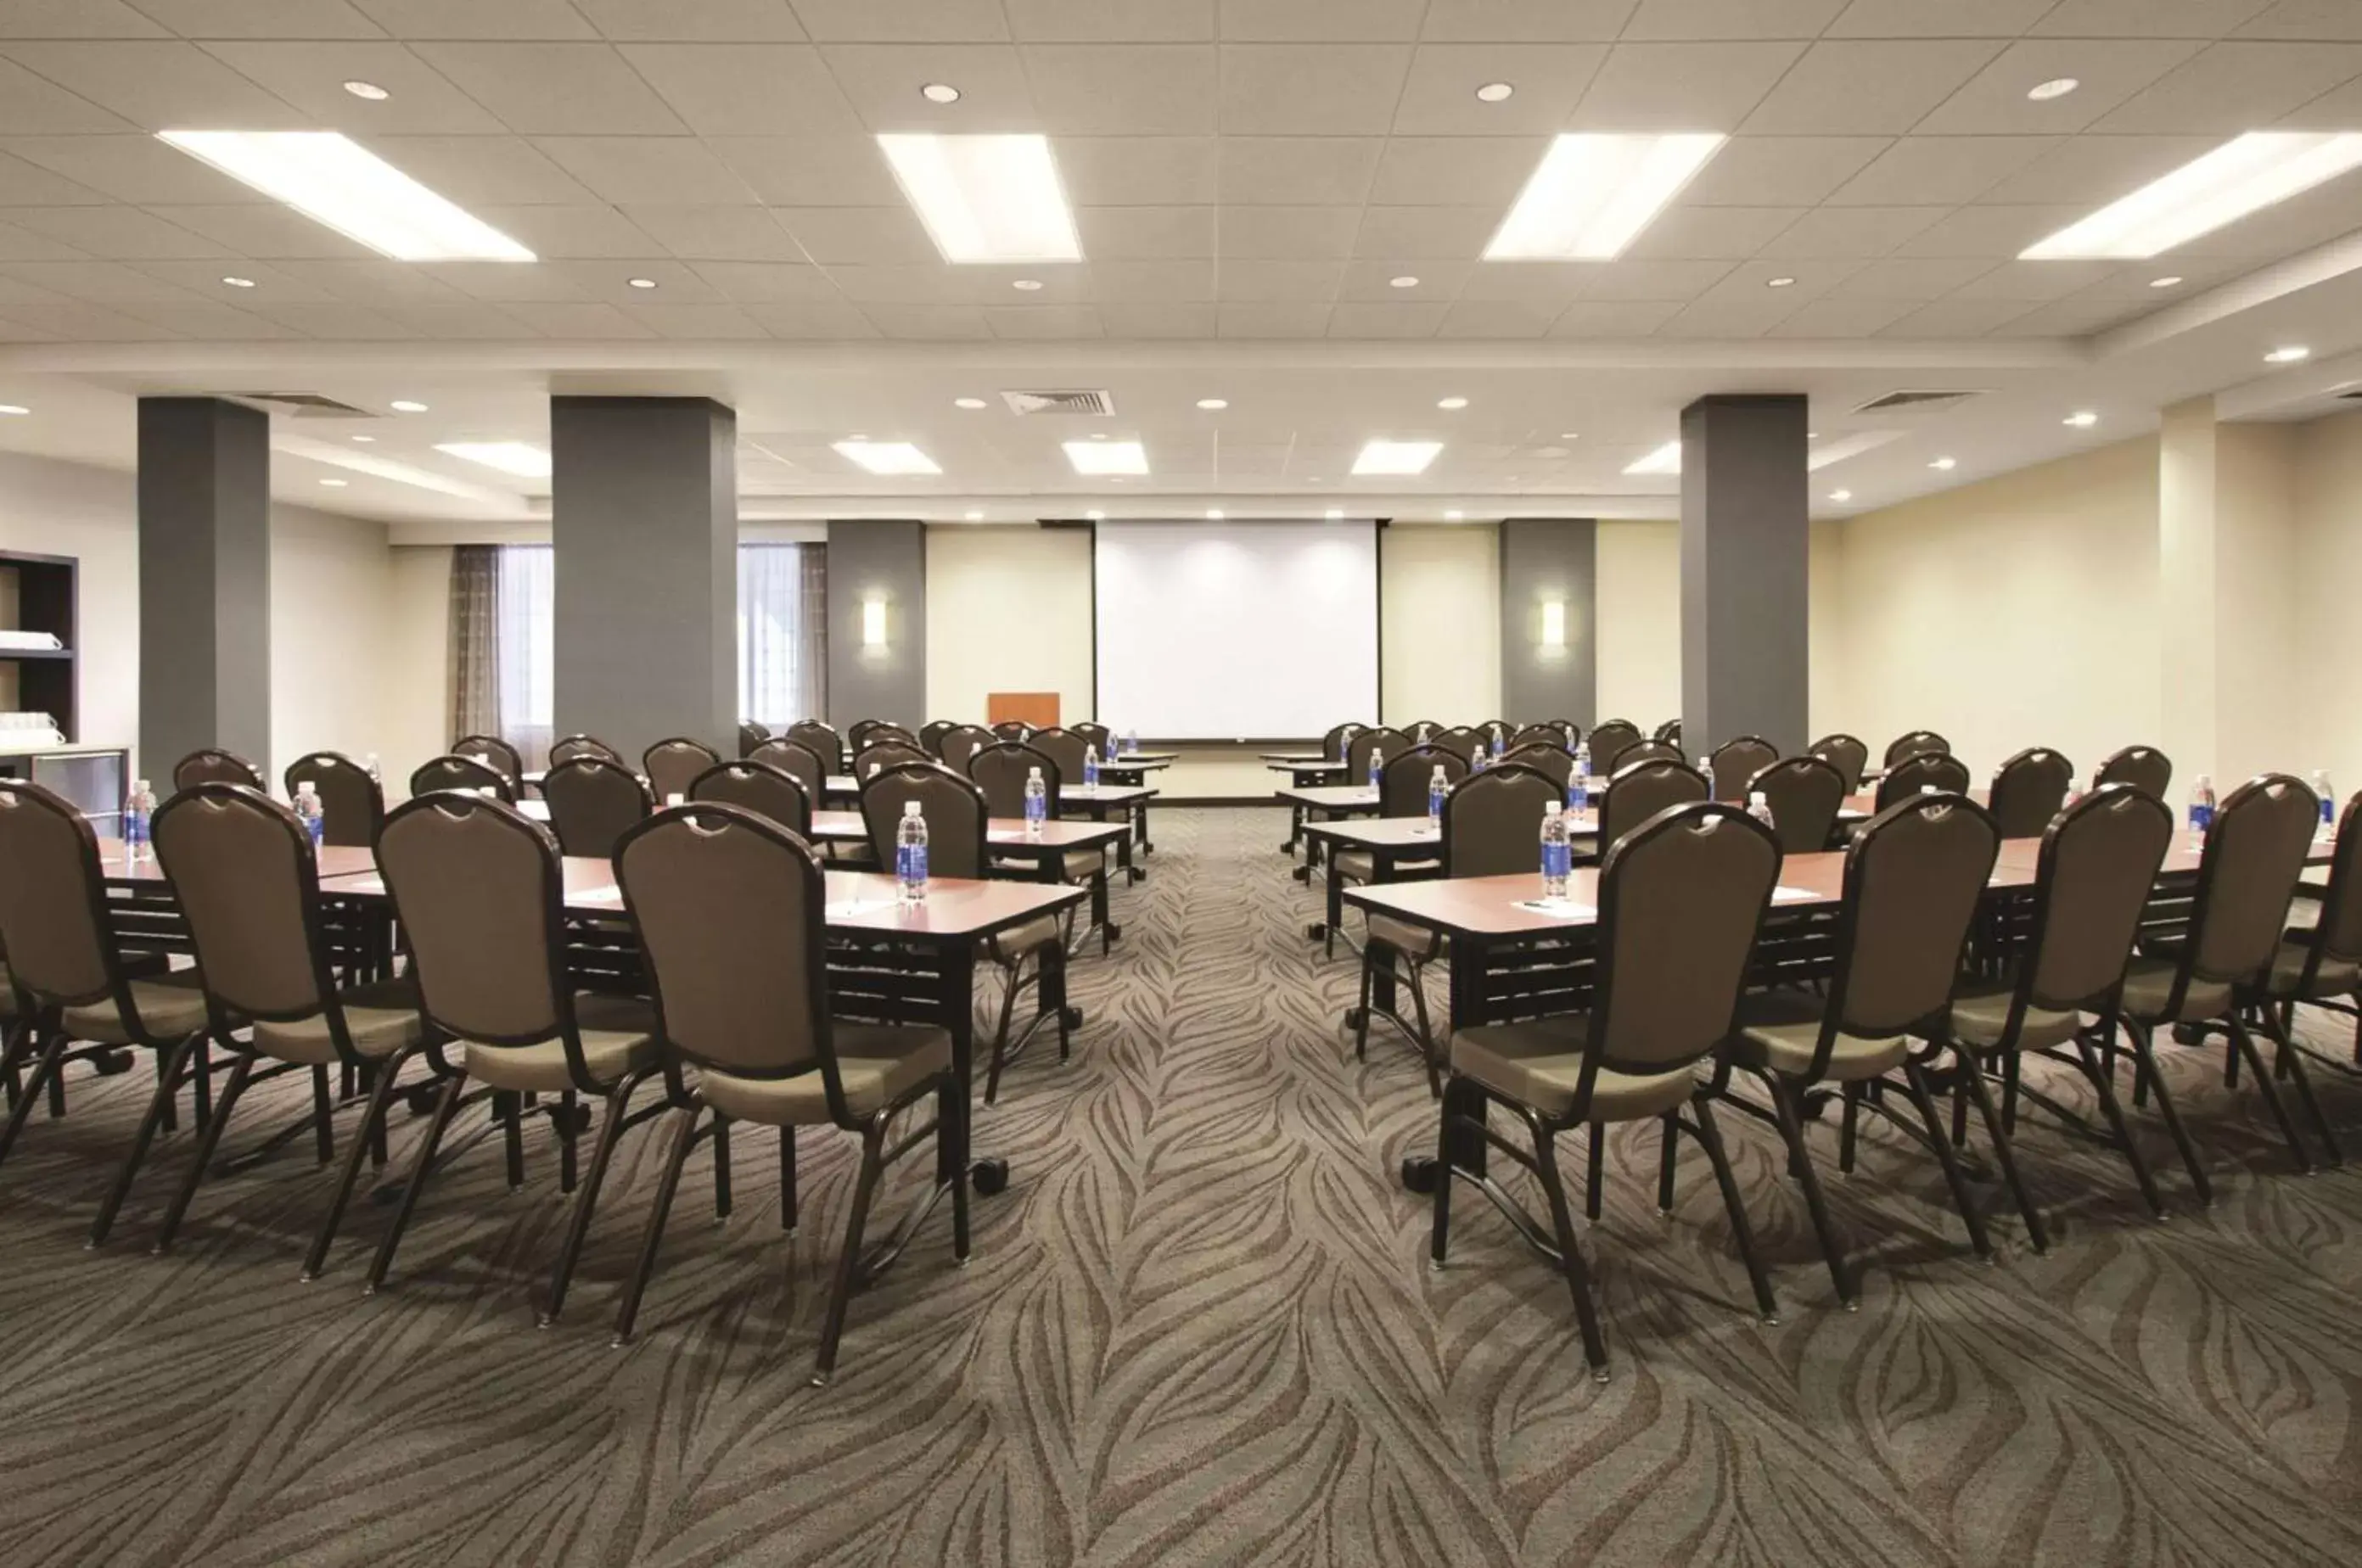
[806,809,1131,945]
[1299,809,1606,949]
[830,776,1157,883]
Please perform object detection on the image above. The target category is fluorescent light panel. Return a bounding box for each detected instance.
[1622,434,1888,477]
[1624,441,1681,476]
[1351,440,1442,476]
[435,441,551,479]
[878,134,1082,264]
[1064,440,1147,475]
[1486,133,1725,260]
[834,440,940,476]
[156,132,533,261]
[2022,132,2362,259]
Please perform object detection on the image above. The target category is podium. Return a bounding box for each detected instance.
[988,692,1061,729]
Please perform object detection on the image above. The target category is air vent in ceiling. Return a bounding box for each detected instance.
[1001,389,1114,417]
[232,392,373,417]
[1852,389,1983,414]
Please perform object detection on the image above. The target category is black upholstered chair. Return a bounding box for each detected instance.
[173,748,266,793]
[1882,730,1949,768]
[644,737,721,805]
[410,753,513,803]
[1746,755,1848,854]
[1987,747,2074,838]
[284,751,384,848]
[1586,720,1645,770]
[689,759,811,837]
[453,733,525,783]
[1807,733,1870,792]
[1876,751,1970,810]
[2094,745,2173,798]
[541,755,654,859]
[1706,736,1778,803]
[550,733,620,767]
[737,721,771,759]
[1596,757,1711,861]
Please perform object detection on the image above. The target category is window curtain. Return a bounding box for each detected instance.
[495,545,555,770]
[446,546,499,748]
[738,543,828,726]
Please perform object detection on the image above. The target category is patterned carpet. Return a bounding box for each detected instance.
[3,807,2361,1567]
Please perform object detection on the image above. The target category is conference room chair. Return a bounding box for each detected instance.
[1987,747,2075,838]
[1876,751,1971,810]
[1586,720,1645,770]
[173,748,265,793]
[1931,786,2177,1237]
[1653,718,1684,749]
[452,733,525,784]
[1882,730,1950,768]
[850,720,917,753]
[853,740,930,781]
[143,784,428,1263]
[369,792,665,1321]
[1329,742,1464,962]
[1322,720,1364,761]
[689,759,811,837]
[990,720,1035,742]
[1498,742,1574,790]
[2095,745,2174,798]
[1708,736,1780,802]
[1428,802,1782,1380]
[785,720,843,768]
[1508,724,1565,753]
[1400,721,1440,745]
[1026,728,1092,795]
[550,733,620,767]
[1608,739,1685,773]
[860,762,1067,1104]
[1747,756,1848,854]
[643,737,721,805]
[541,755,654,860]
[1433,726,1481,764]
[938,723,994,775]
[284,751,384,848]
[1719,793,2001,1306]
[0,781,216,1201]
[411,753,513,803]
[606,802,963,1383]
[1482,720,1513,753]
[2117,775,2331,1192]
[2252,792,2362,1083]
[1594,757,1712,863]
[1343,725,1409,787]
[967,741,1109,952]
[753,738,861,865]
[1071,721,1112,758]
[917,720,955,757]
[1808,733,1871,793]
[737,721,771,759]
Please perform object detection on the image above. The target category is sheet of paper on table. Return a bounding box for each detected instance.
[1513,898,1598,919]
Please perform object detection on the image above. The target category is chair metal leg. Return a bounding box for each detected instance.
[1428,1078,1470,1268]
[1584,1123,1603,1222]
[499,1090,525,1190]
[1839,1081,1860,1176]
[153,1054,256,1252]
[612,1102,704,1346]
[308,1064,334,1165]
[1959,1049,2047,1253]
[2072,1034,2166,1218]
[1656,1112,1678,1215]
[1691,1093,1778,1323]
[540,1071,648,1326]
[812,1118,889,1386]
[711,1112,733,1221]
[2255,1007,2342,1167]
[2225,1015,2314,1175]
[1765,1072,1854,1308]
[2124,1022,2215,1202]
[982,958,1022,1106]
[1408,961,1440,1100]
[304,1052,412,1280]
[0,1031,65,1170]
[778,1123,799,1235]
[558,1088,580,1193]
[2000,1048,2021,1138]
[0,1016,27,1112]
[364,1072,466,1294]
[1528,1121,1610,1380]
[1900,1057,1990,1259]
[1350,947,1374,1061]
[944,1075,970,1263]
[90,1033,205,1247]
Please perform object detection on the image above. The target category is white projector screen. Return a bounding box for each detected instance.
[1094,519,1378,740]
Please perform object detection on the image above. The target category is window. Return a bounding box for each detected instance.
[495,544,553,763]
[738,545,828,728]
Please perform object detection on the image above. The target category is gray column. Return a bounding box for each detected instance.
[1498,518,1596,725]
[1680,394,1810,754]
[826,519,926,729]
[550,396,736,760]
[137,396,271,779]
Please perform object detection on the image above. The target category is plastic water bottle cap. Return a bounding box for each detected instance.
[1922,784,1938,794]
[134,779,149,792]
[1029,766,1041,779]
[904,800,921,816]
[1750,792,1767,806]
[1544,801,1562,815]
[666,793,684,806]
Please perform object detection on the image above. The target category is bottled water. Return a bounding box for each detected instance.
[295,782,325,848]
[2313,770,2335,838]
[1539,801,1572,900]
[1083,743,1100,792]
[1568,766,1590,818]
[2188,775,2215,847]
[1428,765,1447,832]
[896,801,929,904]
[1473,741,1490,772]
[1123,727,1138,757]
[122,777,155,863]
[1024,766,1047,839]
[1748,790,1776,832]
[363,752,381,784]
[1574,738,1591,788]
[1366,746,1383,791]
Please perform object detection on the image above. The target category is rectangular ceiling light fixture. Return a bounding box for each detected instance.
[2022,132,2362,259]
[1351,440,1443,476]
[1063,439,1147,475]
[157,131,534,261]
[834,440,941,476]
[435,441,552,479]
[1623,440,1682,476]
[878,133,1083,264]
[1485,133,1725,260]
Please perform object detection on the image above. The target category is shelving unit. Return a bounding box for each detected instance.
[0,547,78,742]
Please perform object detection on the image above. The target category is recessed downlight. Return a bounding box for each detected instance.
[351,434,373,443]
[1012,277,1043,291]
[342,80,389,101]
[1829,490,1852,501]
[1086,509,1106,520]
[1930,456,1957,470]
[2266,345,2311,363]
[954,396,987,409]
[964,509,983,520]
[1196,397,1227,410]
[1389,275,1419,288]
[1325,507,1344,519]
[2027,77,2079,101]
[222,275,255,288]
[921,83,961,104]
[1206,507,1224,519]
[1475,82,1514,103]
[1445,509,1465,520]
[0,404,31,416]
[2064,411,2099,428]
[1437,395,1468,410]
[2150,275,2183,288]
[320,478,349,487]
[626,277,657,289]
[1766,275,1796,288]
[390,400,428,412]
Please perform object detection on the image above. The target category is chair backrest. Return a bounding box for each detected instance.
[1479,720,1512,753]
[1598,757,1711,855]
[688,759,811,837]
[0,780,119,1007]
[643,737,721,804]
[549,733,620,767]
[939,724,995,774]
[1587,720,1644,769]
[1070,721,1111,757]
[1883,729,1950,767]
[918,720,955,756]
[1987,746,2074,838]
[284,751,383,848]
[2304,792,2362,967]
[1610,740,1684,771]
[1585,804,1781,1079]
[749,737,828,802]
[1876,750,1970,810]
[376,793,571,1048]
[854,740,930,781]
[968,742,1054,818]
[860,762,988,880]
[1508,724,1563,752]
[1322,721,1363,760]
[1807,732,1869,792]
[173,748,265,793]
[851,720,917,752]
[2094,745,2172,798]
[1400,720,1440,745]
[1432,725,1480,763]
[1441,764,1560,878]
[1496,742,1573,790]
[410,753,513,802]
[452,733,523,782]
[1817,794,2000,1061]
[541,755,654,859]
[152,784,330,1023]
[990,720,1034,742]
[1707,736,1778,802]
[615,804,846,1108]
[785,720,842,766]
[737,720,771,759]
[1653,718,1684,748]
[1028,727,1091,786]
[1345,726,1409,781]
[1748,755,1847,854]
[1378,743,1467,817]
[2180,774,2319,986]
[2021,786,2174,1012]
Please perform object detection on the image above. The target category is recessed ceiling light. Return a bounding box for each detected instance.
[1089,432,1106,440]
[222,275,255,288]
[1353,440,1442,476]
[1808,431,1819,439]
[435,440,553,479]
[2150,275,2184,288]
[1325,507,1344,519]
[1437,395,1468,410]
[877,133,1081,264]
[1065,440,1147,476]
[1830,490,1852,502]
[1012,277,1043,291]
[921,82,961,104]
[1086,509,1106,520]
[1558,431,1579,440]
[2026,77,2079,101]
[1206,508,1224,520]
[342,80,389,101]
[1389,275,1419,288]
[835,440,941,475]
[1624,441,1681,476]
[1475,82,1514,103]
[1306,476,1321,483]
[2064,411,2099,428]
[319,478,348,487]
[0,404,26,416]
[350,434,373,443]
[2021,132,2362,259]
[1930,456,1957,470]
[963,509,983,521]
[1196,397,1228,410]
[1766,275,1796,288]
[1487,132,1725,260]
[626,276,657,289]
[954,396,987,409]
[2266,345,2311,363]
[1445,508,1465,520]
[157,131,533,261]
[390,400,428,412]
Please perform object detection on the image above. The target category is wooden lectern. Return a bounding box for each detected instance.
[988,692,1061,729]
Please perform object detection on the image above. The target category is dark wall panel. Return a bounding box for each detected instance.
[827,519,926,729]
[1499,518,1597,727]
[137,396,271,778]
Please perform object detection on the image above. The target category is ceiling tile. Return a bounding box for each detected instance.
[1688,257,1861,308]
[1053,137,1215,205]
[738,299,878,336]
[1215,204,1359,259]
[2030,1,2274,38]
[573,1,809,42]
[1437,299,1557,337]
[1218,137,1381,204]
[1826,135,2058,205]
[823,262,974,303]
[0,56,132,132]
[111,298,304,336]
[1217,0,1425,40]
[1987,294,2144,336]
[0,256,202,299]
[1621,1,1848,40]
[407,43,690,134]
[1836,255,1997,298]
[0,147,105,203]
[1216,302,1330,336]
[0,41,310,128]
[1656,296,1790,337]
[127,257,344,300]
[1546,299,1681,334]
[133,2,385,37]
[1740,41,2007,134]
[1352,204,1498,256]
[1075,204,1215,259]
[2,132,259,201]
[2240,1,2362,41]
[1212,258,1342,300]
[1568,42,1804,131]
[365,302,538,339]
[1327,301,1446,336]
[545,258,727,304]
[1892,204,2084,257]
[1022,44,1216,135]
[777,205,941,266]
[1420,2,1638,42]
[1453,261,1596,301]
[250,257,471,300]
[1823,0,2053,36]
[962,262,1089,300]
[9,202,226,255]
[1911,40,2205,136]
[0,298,173,336]
[0,219,93,260]
[362,136,600,205]
[241,300,422,337]
[621,301,770,337]
[863,302,993,338]
[414,262,590,302]
[533,137,760,205]
[1945,258,2118,300]
[1368,137,1543,206]
[1680,136,1890,205]
[1389,43,1606,134]
[1217,45,1411,135]
[1623,204,1804,259]
[1005,1,1214,43]
[1578,258,1735,299]
[1335,259,1470,299]
[468,204,661,259]
[790,2,1007,42]
[686,260,837,300]
[1876,295,2039,335]
[600,45,861,136]
[0,3,169,41]
[816,43,1043,132]
[1763,296,1921,336]
[706,137,902,204]
[502,301,657,336]
[2277,71,2362,127]
[1082,259,1210,300]
[1755,206,1945,259]
[194,42,504,132]
[983,304,1102,338]
[620,205,807,261]
[1096,301,1216,335]
[1977,136,2219,205]
[2090,42,2362,133]
[349,1,599,38]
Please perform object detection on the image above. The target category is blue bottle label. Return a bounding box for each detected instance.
[2191,804,2213,833]
[1026,794,1045,820]
[1569,785,1589,813]
[898,843,927,884]
[1541,841,1572,880]
[1428,787,1445,816]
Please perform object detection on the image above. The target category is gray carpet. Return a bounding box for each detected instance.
[3,808,2360,1566]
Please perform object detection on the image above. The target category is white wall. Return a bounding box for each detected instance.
[0,449,139,756]
[1595,520,1679,729]
[923,524,1094,725]
[381,545,452,797]
[2294,408,2362,796]
[1379,524,1498,725]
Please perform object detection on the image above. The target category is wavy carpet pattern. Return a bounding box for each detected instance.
[3,807,2360,1567]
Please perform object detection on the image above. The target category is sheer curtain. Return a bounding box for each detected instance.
[738,544,827,727]
[495,545,554,769]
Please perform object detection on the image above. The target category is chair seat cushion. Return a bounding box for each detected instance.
[62,972,215,1044]
[988,913,1061,966]
[1332,848,1374,882]
[462,993,658,1092]
[1728,989,1908,1082]
[1946,984,2082,1052]
[697,1023,953,1126]
[2118,956,2233,1025]
[1448,1015,1697,1123]
[253,978,425,1066]
[1061,846,1105,882]
[2262,940,2360,1000]
[1366,911,1440,960]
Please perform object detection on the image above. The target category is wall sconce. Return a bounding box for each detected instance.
[861,598,887,647]
[1540,599,1566,649]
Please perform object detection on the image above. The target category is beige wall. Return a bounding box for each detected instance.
[1595,520,1679,729]
[382,545,452,797]
[2294,408,2362,797]
[923,524,1094,726]
[1379,524,1498,725]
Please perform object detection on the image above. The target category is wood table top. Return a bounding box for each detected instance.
[805,809,1127,849]
[1304,811,1604,847]
[830,775,1156,805]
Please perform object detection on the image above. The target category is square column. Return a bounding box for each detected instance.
[137,396,271,778]
[1680,394,1810,754]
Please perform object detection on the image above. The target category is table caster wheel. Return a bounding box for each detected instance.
[1105,922,1122,942]
[2172,1023,2207,1046]
[91,1049,133,1077]
[1292,865,1311,883]
[404,1084,441,1117]
[971,1158,1010,1196]
[1400,1156,1439,1195]
[1345,1007,1366,1030]
[1128,868,1145,885]
[1061,1006,1085,1030]
[1305,921,1327,940]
